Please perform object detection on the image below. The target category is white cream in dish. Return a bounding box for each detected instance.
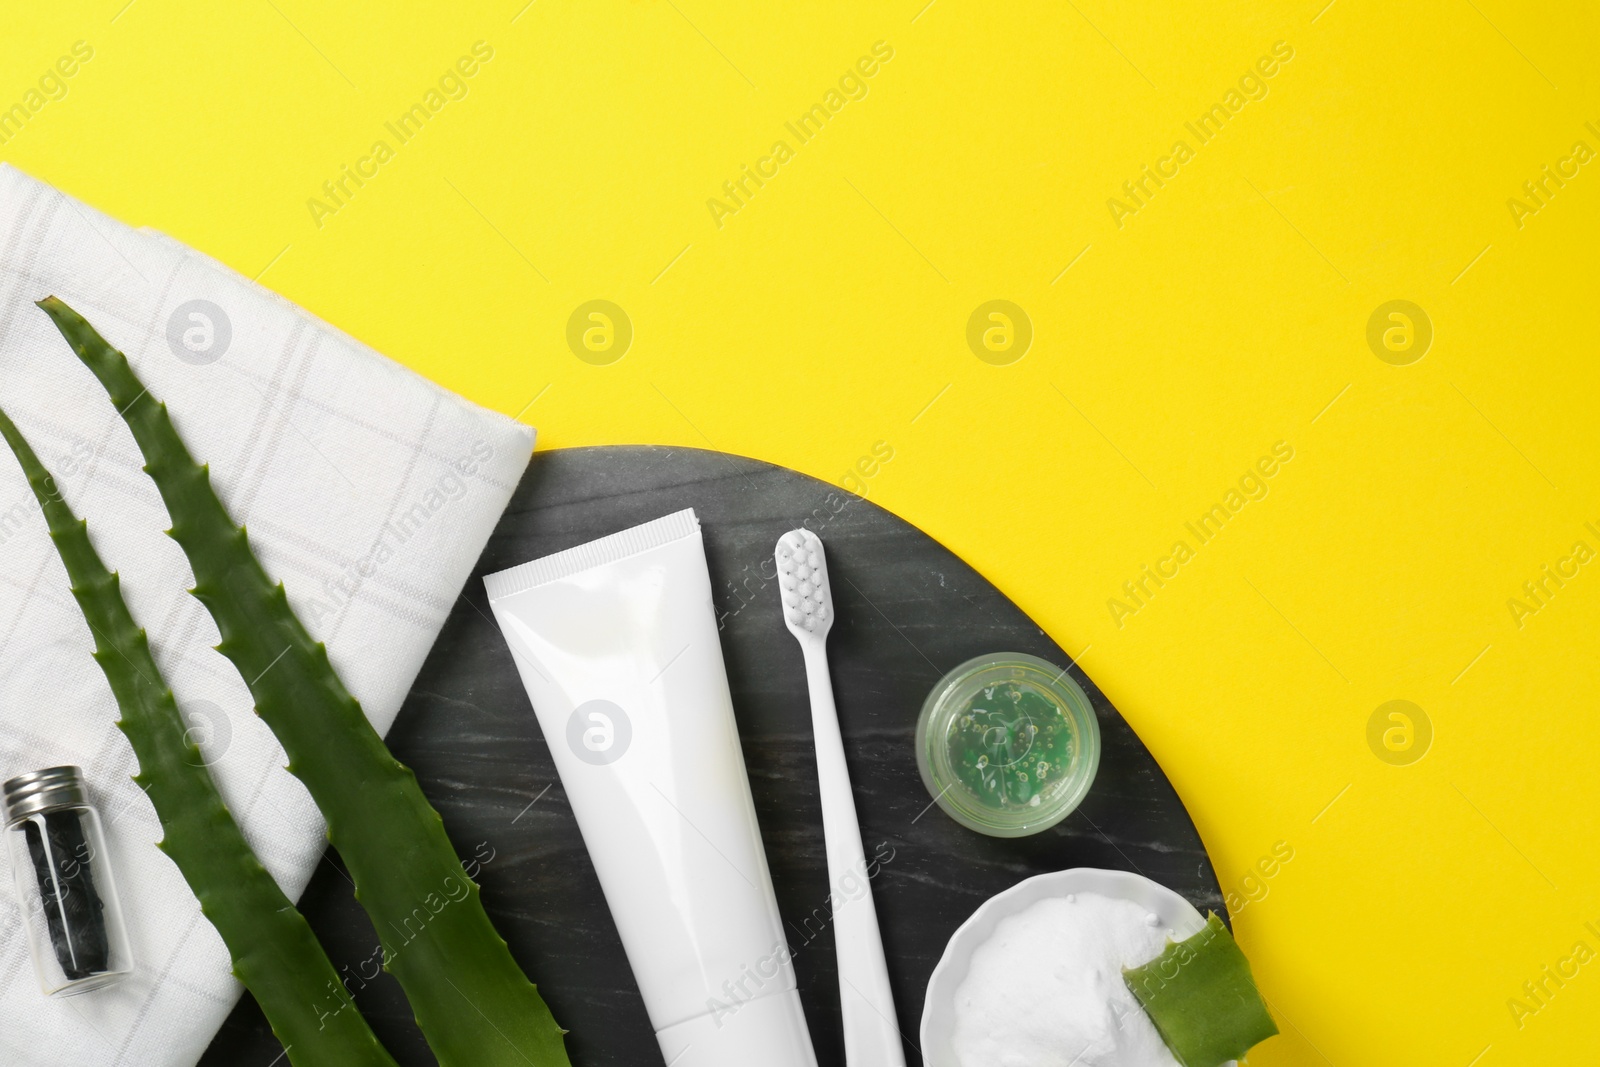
[951,892,1179,1067]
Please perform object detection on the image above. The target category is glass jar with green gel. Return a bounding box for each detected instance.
[916,653,1101,837]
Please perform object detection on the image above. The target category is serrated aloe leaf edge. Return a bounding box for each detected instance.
[0,406,398,1067]
[35,297,570,1067]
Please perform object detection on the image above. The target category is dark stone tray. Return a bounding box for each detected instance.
[203,445,1221,1066]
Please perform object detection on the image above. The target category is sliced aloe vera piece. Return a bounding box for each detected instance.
[1123,913,1277,1067]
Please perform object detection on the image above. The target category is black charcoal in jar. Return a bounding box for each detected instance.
[21,806,111,979]
[4,766,130,994]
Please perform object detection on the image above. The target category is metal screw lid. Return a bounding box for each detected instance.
[3,766,89,823]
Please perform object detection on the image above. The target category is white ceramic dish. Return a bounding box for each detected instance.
[920,867,1236,1067]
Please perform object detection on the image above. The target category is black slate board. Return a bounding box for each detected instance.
[204,445,1222,1067]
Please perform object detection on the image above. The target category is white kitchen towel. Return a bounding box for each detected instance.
[0,163,535,1066]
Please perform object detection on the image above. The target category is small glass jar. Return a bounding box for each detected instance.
[916,653,1101,837]
[4,767,133,996]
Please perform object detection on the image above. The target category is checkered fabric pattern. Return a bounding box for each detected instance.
[0,163,534,1066]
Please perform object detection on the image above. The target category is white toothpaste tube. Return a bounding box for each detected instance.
[484,508,818,1067]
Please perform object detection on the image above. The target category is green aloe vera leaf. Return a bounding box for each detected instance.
[35,297,570,1067]
[1122,913,1278,1067]
[0,407,397,1067]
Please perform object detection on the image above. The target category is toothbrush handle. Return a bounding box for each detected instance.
[803,644,908,1067]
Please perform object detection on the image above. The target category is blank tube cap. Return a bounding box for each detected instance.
[655,988,818,1067]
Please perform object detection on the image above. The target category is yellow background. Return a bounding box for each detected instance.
[5,1,1599,1062]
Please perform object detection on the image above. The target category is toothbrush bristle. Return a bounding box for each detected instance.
[776,529,830,633]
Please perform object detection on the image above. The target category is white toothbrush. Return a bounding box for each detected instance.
[777,528,907,1067]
